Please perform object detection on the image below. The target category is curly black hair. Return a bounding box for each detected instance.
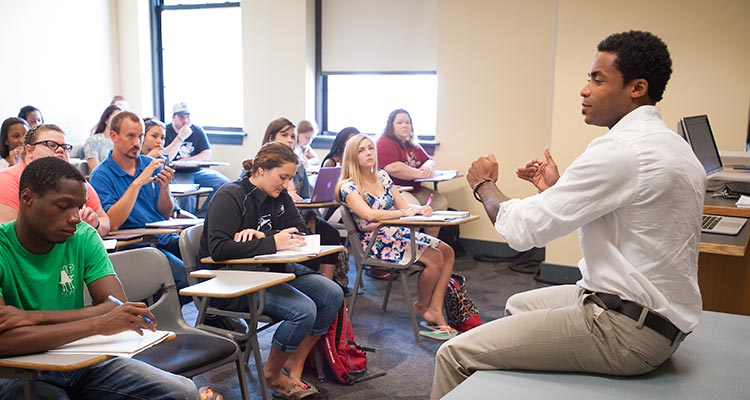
[19,156,85,199]
[597,30,672,102]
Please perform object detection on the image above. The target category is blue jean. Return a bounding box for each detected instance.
[0,358,198,400]
[211,265,344,353]
[173,169,229,217]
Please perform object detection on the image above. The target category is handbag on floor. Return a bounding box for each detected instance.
[444,273,482,331]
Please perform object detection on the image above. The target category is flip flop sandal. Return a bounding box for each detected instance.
[199,386,224,400]
[419,327,459,341]
[419,320,440,331]
[271,381,321,400]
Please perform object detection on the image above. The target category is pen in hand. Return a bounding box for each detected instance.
[108,295,154,325]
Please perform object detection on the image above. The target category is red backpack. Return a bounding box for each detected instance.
[306,302,385,385]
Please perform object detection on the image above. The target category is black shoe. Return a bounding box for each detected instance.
[203,315,247,334]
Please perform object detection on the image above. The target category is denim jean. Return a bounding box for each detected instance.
[173,169,230,217]
[0,358,198,400]
[211,265,344,353]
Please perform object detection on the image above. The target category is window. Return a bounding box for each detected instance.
[322,73,437,137]
[151,1,243,139]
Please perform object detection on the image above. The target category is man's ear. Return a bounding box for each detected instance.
[20,187,34,207]
[630,78,649,101]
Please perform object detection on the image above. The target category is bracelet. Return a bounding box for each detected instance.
[472,179,494,203]
[94,219,101,230]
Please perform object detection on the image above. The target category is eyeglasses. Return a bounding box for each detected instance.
[30,140,73,153]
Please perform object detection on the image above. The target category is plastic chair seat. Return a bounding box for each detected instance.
[134,333,238,375]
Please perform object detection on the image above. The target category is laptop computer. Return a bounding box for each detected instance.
[298,166,342,203]
[702,214,747,235]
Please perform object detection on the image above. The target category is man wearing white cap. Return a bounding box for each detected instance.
[165,102,229,217]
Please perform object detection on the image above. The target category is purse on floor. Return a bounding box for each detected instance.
[444,273,482,331]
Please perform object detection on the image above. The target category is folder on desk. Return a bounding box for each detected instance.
[253,234,322,260]
[47,330,174,358]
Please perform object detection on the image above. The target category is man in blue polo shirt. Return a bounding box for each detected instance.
[89,111,189,305]
[165,102,229,217]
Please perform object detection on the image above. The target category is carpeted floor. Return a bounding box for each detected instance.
[184,253,551,399]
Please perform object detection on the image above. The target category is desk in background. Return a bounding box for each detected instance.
[699,194,750,315]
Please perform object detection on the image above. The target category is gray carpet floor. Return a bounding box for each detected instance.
[184,253,550,399]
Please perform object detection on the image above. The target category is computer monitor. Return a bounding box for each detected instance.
[681,115,723,176]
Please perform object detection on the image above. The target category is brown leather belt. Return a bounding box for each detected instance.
[588,291,688,345]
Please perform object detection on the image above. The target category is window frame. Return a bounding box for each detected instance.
[149,0,245,145]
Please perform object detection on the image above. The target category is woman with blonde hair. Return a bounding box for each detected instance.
[336,133,457,340]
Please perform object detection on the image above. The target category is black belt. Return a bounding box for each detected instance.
[588,292,688,345]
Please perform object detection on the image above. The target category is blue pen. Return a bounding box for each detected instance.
[108,295,154,325]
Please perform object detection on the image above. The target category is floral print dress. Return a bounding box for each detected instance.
[340,170,440,265]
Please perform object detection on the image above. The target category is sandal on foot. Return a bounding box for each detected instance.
[419,326,458,341]
[270,380,320,400]
[199,386,224,400]
[419,320,440,331]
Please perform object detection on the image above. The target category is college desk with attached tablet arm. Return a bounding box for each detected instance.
[189,245,344,398]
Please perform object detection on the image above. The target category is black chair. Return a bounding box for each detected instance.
[108,247,250,400]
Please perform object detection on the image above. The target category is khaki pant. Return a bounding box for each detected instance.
[431,285,680,399]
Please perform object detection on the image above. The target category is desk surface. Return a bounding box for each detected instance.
[380,214,479,227]
[294,200,339,209]
[200,244,345,265]
[0,353,110,372]
[171,187,213,198]
[180,270,295,298]
[443,311,750,400]
[109,227,181,236]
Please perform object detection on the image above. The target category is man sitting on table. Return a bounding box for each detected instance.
[88,111,190,305]
[431,31,704,398]
[0,157,198,399]
[165,102,229,217]
[0,124,110,236]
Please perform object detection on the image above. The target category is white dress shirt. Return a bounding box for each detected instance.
[495,106,705,332]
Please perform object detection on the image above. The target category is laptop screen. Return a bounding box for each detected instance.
[682,115,723,176]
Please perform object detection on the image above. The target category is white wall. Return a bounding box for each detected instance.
[0,0,120,145]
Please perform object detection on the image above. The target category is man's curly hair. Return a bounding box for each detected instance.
[597,30,672,102]
[20,157,85,199]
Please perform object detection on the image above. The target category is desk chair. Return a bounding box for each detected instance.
[340,205,424,342]
[108,247,250,400]
[179,224,281,399]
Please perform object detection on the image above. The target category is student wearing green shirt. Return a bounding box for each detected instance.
[0,156,198,400]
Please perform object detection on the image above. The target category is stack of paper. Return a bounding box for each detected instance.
[400,210,470,222]
[736,195,750,208]
[48,330,174,358]
[254,234,322,260]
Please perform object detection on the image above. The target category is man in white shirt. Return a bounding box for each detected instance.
[431,30,706,399]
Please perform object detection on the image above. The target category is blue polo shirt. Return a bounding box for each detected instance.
[89,153,167,230]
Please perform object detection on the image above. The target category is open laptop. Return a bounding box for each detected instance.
[702,214,747,235]
[681,115,748,235]
[298,166,341,203]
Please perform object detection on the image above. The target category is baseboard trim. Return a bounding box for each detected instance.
[536,262,582,285]
[459,238,545,261]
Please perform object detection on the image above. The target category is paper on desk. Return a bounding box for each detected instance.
[48,330,173,357]
[254,234,322,260]
[415,170,459,182]
[736,195,750,208]
[400,210,469,222]
[145,218,204,228]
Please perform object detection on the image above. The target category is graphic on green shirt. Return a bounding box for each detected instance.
[59,264,75,296]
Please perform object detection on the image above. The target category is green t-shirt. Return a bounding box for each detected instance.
[0,221,115,311]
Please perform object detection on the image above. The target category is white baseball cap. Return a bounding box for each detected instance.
[172,102,190,115]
